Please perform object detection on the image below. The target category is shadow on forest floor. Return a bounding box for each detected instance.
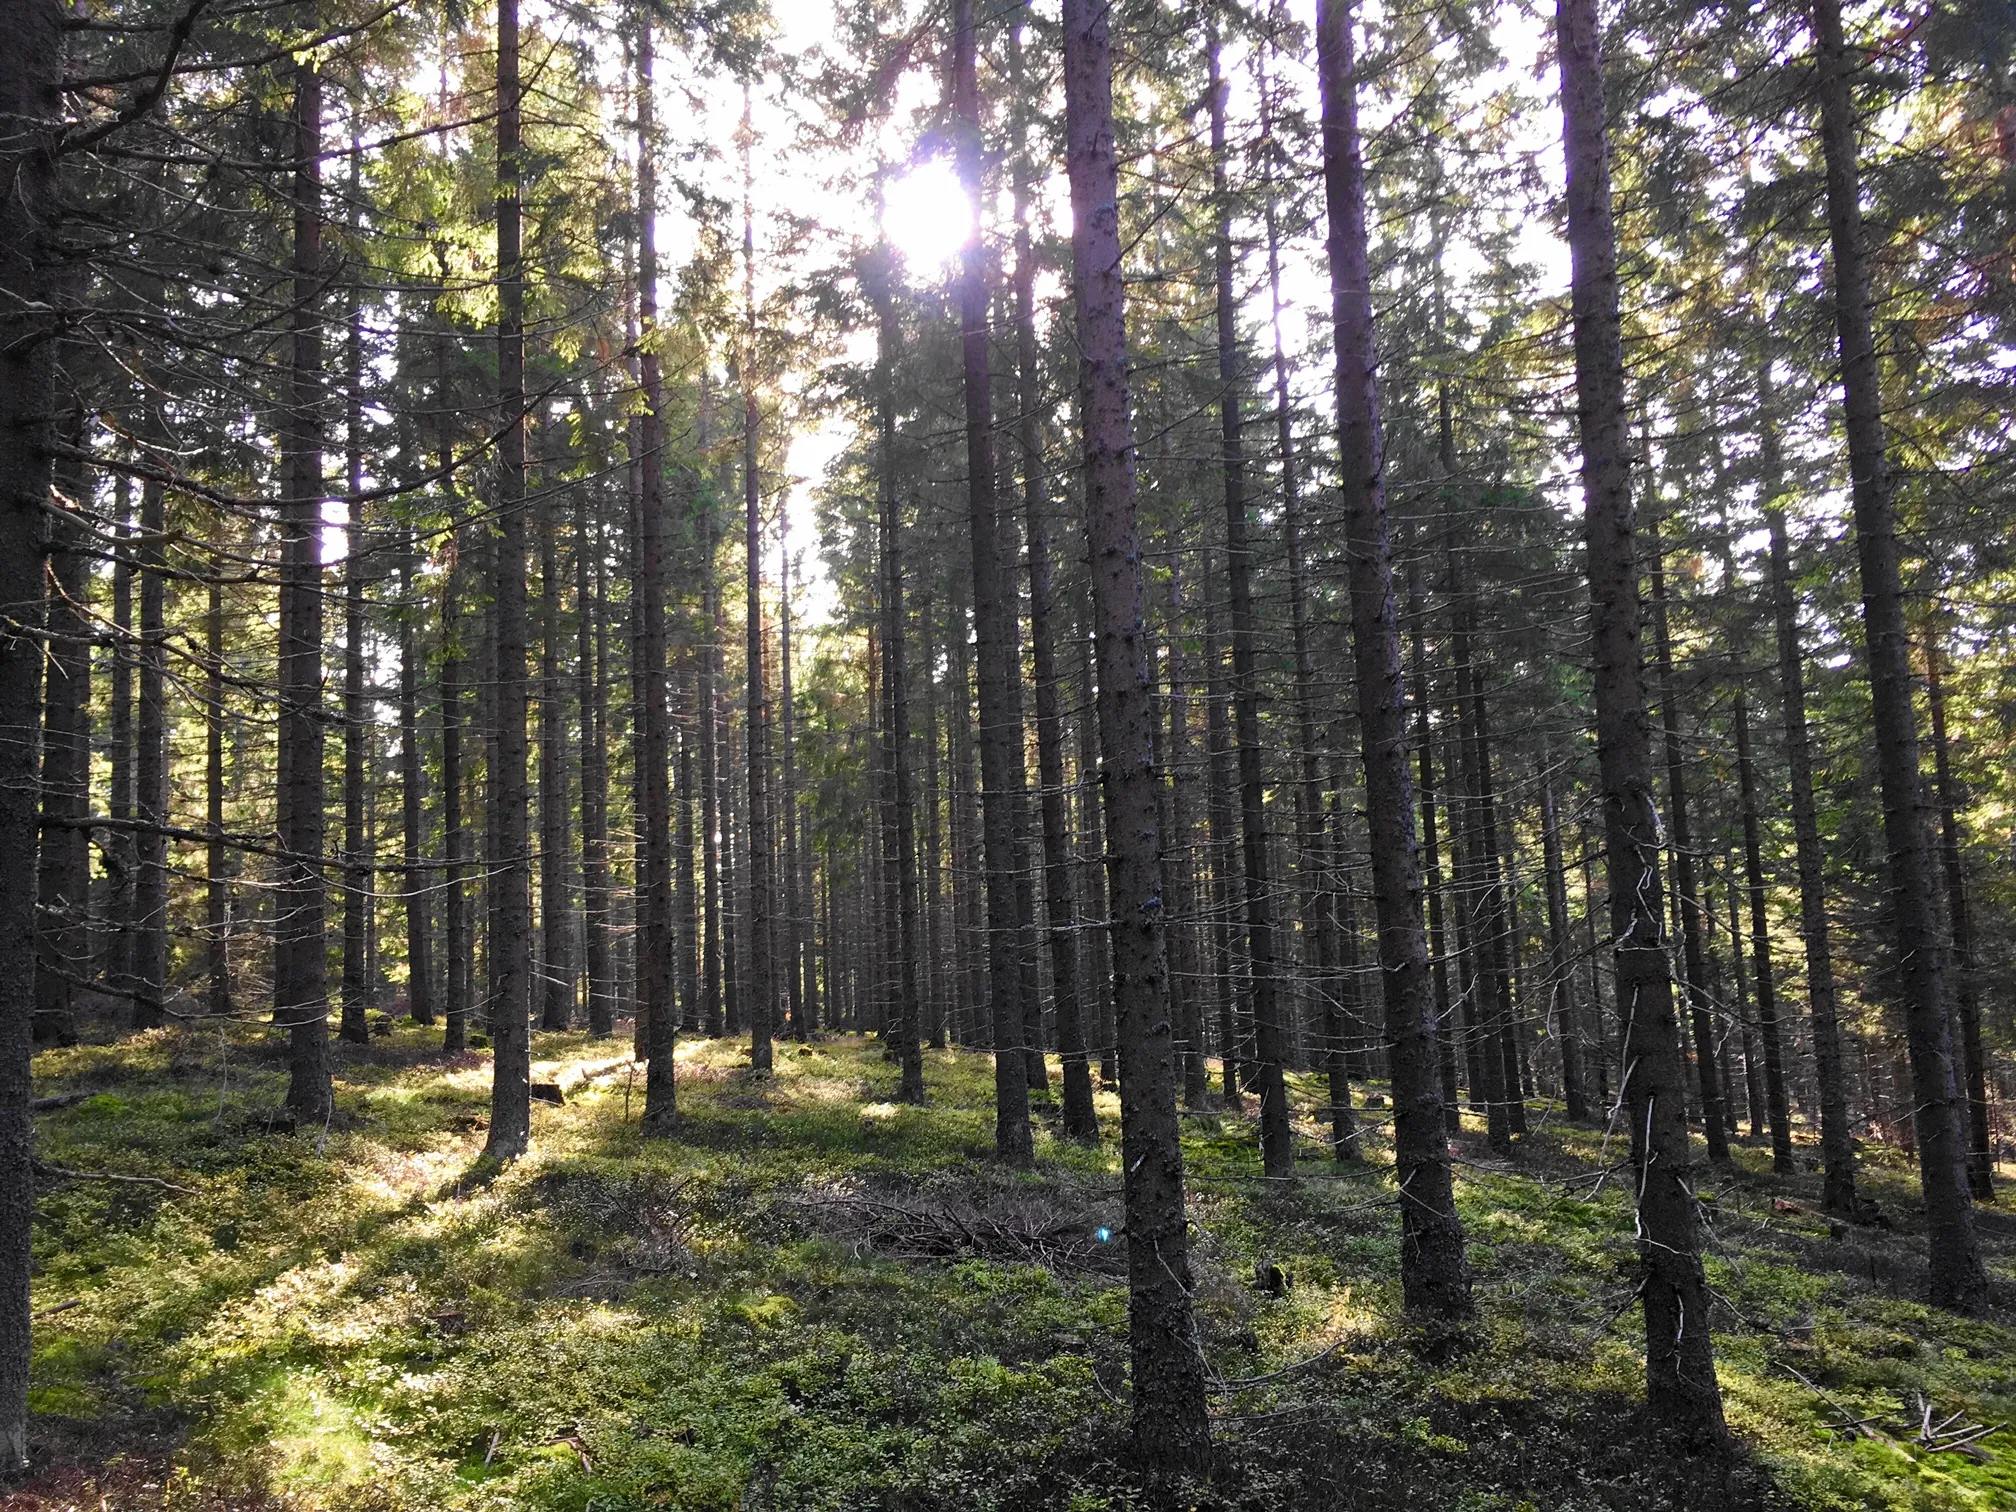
[11,1020,2015,1510]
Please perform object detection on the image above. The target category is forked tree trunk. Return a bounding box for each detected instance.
[1809,0,1984,1305]
[1317,0,1472,1314]
[1062,0,1211,1467]
[1555,0,1724,1434]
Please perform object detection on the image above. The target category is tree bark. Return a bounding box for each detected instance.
[1809,0,1984,1304]
[637,17,678,1126]
[871,199,924,1102]
[0,4,59,1459]
[341,234,371,1047]
[1063,0,1212,1466]
[1209,26,1291,1180]
[739,97,775,1075]
[1733,672,1794,1171]
[484,0,534,1159]
[277,56,334,1121]
[1648,526,1730,1161]
[1539,768,1589,1122]
[1758,377,1856,1213]
[537,459,573,1031]
[1012,10,1093,1138]
[954,0,1031,1161]
[580,488,614,1036]
[1556,0,1725,1434]
[1923,622,1993,1199]
[1318,0,1473,1313]
[37,433,92,1045]
[399,541,431,1025]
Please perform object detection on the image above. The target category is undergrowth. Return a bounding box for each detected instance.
[12,1021,2015,1510]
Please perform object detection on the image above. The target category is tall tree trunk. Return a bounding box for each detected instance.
[537,465,572,1031]
[954,0,1031,1161]
[1011,10,1093,1137]
[133,473,167,1032]
[441,530,469,1053]
[1758,375,1856,1212]
[1732,675,1794,1171]
[1809,0,1984,1304]
[1209,26,1291,1180]
[1408,531,1460,1131]
[870,199,924,1102]
[1923,623,1993,1199]
[1648,525,1730,1161]
[106,478,136,993]
[1539,768,1589,1122]
[1202,568,1242,1109]
[37,433,91,1045]
[1556,0,1724,1434]
[739,97,775,1074]
[1163,569,1209,1109]
[341,233,371,1047]
[1449,568,1512,1153]
[1063,0,1211,1465]
[484,0,534,1159]
[1318,0,1472,1313]
[780,536,805,1041]
[1263,37,1343,1150]
[580,490,615,1036]
[0,7,61,1463]
[637,18,677,1116]
[399,541,432,1025]
[277,56,333,1120]
[700,473,725,1039]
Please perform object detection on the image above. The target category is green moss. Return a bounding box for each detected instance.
[21,1022,2016,1509]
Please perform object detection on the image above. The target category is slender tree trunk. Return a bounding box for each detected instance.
[1450,572,1512,1153]
[780,538,806,1042]
[1202,570,1242,1109]
[398,542,432,1025]
[1078,604,1116,1082]
[700,478,724,1039]
[277,57,334,1120]
[1732,679,1794,1170]
[0,8,61,1463]
[341,237,371,1047]
[953,0,1031,1161]
[635,16,679,1124]
[441,532,469,1053]
[1408,534,1460,1131]
[132,474,168,1032]
[1318,0,1473,1314]
[1924,624,1993,1198]
[580,490,614,1036]
[537,465,572,1031]
[37,437,92,1045]
[1208,28,1291,1179]
[1809,0,1984,1303]
[1063,0,1211,1465]
[1556,0,1724,1434]
[1010,12,1094,1137]
[1540,768,1589,1121]
[484,0,534,1159]
[106,478,136,993]
[1758,381,1856,1213]
[740,99,775,1075]
[870,200,924,1102]
[1648,526,1730,1160]
[1163,571,1209,1109]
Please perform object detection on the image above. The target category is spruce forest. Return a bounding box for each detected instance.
[1,0,2014,1505]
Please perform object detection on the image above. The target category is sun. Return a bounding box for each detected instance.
[881,157,969,276]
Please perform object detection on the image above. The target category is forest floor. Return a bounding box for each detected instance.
[9,1019,2015,1511]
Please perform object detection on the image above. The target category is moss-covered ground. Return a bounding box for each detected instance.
[12,1021,2015,1510]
